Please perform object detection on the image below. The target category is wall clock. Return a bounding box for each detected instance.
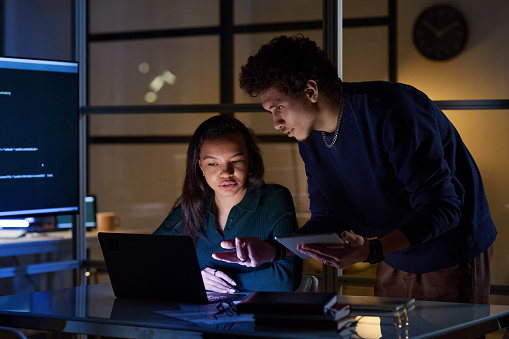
[413,5,468,61]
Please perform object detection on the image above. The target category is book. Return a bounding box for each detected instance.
[254,303,356,331]
[337,295,415,313]
[253,301,350,321]
[236,292,338,315]
[254,315,357,331]
[252,301,352,329]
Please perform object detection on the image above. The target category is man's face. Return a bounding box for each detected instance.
[260,86,318,142]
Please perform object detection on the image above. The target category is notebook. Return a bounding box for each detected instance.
[98,232,245,304]
[337,295,415,313]
[236,291,339,315]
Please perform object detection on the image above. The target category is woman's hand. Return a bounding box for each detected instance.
[298,231,370,269]
[201,267,238,293]
[212,236,276,267]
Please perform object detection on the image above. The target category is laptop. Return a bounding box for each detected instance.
[98,232,245,304]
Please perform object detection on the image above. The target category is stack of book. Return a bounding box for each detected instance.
[236,291,355,331]
[337,295,416,314]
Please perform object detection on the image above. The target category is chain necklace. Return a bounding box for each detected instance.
[321,91,343,149]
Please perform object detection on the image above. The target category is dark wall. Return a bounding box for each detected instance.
[2,0,72,60]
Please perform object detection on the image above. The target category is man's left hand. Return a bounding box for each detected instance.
[298,231,370,269]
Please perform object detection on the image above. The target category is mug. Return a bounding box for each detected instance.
[96,212,120,231]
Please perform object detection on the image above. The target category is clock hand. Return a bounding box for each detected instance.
[421,20,442,36]
[438,21,460,37]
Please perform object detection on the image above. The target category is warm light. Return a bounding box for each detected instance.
[150,75,165,92]
[138,62,150,73]
[145,92,157,103]
[144,70,177,103]
[160,70,176,85]
[355,316,382,338]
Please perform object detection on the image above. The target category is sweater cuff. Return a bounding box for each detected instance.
[266,240,286,262]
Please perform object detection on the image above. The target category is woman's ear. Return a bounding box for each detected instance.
[305,80,319,103]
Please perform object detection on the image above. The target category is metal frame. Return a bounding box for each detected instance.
[322,0,341,293]
[0,1,87,287]
[75,0,88,288]
[0,1,4,56]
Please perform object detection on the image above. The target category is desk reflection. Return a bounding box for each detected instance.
[0,283,506,339]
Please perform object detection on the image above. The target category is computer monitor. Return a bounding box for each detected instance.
[0,56,79,219]
[55,196,97,230]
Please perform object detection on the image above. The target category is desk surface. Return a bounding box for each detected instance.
[0,283,507,338]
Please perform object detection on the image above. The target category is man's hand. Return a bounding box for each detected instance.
[297,231,370,269]
[212,236,276,267]
[201,267,237,293]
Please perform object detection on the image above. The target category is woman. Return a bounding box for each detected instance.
[154,115,302,293]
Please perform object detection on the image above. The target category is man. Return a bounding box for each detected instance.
[213,35,497,303]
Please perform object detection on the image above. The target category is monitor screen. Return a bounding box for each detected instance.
[0,56,79,218]
[55,196,96,229]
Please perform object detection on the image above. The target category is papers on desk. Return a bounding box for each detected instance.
[155,301,254,325]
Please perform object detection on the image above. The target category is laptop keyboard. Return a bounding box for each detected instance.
[207,294,233,302]
[207,292,246,303]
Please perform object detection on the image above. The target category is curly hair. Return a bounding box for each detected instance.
[173,115,264,241]
[239,34,342,97]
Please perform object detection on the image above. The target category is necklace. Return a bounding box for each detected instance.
[321,92,343,149]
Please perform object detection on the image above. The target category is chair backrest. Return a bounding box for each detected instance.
[0,326,28,339]
[297,274,319,292]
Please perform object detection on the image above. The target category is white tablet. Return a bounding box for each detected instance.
[274,232,345,259]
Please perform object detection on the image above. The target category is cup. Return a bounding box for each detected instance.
[96,212,119,231]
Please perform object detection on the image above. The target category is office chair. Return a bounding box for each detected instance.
[297,274,319,292]
[0,326,28,339]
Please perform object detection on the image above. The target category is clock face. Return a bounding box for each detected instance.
[413,5,468,61]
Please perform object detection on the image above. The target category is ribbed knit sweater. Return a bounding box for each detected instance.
[154,184,303,292]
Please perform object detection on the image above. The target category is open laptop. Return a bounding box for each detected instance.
[98,232,245,304]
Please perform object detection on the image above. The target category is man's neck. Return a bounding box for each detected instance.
[315,93,342,133]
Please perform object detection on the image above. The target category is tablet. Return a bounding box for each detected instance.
[274,232,345,259]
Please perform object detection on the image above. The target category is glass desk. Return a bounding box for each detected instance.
[0,283,507,338]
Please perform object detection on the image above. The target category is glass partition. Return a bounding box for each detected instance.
[89,113,218,136]
[88,37,220,106]
[233,0,322,25]
[88,0,220,33]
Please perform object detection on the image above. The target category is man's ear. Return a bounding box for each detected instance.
[305,80,319,103]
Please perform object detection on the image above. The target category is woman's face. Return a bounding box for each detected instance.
[198,132,249,204]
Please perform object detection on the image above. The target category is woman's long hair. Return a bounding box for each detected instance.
[172,115,264,240]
